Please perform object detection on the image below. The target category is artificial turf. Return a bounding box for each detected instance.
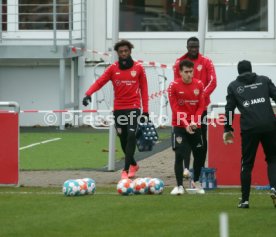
[19,130,170,170]
[0,187,275,237]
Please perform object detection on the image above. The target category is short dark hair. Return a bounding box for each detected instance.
[179,60,194,70]
[187,36,199,45]
[237,60,252,74]
[114,40,134,52]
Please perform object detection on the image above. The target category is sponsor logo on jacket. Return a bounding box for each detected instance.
[243,97,265,107]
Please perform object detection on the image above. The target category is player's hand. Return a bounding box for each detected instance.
[223,131,234,144]
[186,122,197,134]
[82,95,91,107]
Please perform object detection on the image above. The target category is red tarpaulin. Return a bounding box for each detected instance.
[0,112,19,185]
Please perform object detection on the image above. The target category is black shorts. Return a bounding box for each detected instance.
[172,126,203,151]
[113,109,141,134]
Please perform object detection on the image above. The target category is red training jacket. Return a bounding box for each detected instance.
[173,53,217,108]
[85,61,149,112]
[168,78,205,128]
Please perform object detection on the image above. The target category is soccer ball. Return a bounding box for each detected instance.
[144,177,152,186]
[148,178,164,194]
[63,179,80,196]
[117,179,134,195]
[133,178,148,195]
[76,179,88,195]
[83,178,96,194]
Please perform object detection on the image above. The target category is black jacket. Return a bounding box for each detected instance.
[224,72,276,133]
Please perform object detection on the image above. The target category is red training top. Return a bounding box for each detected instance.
[168,78,205,128]
[85,61,149,112]
[173,53,217,108]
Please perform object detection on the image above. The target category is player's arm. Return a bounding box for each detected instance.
[85,65,113,96]
[168,82,177,111]
[139,65,149,113]
[224,85,236,132]
[203,59,217,97]
[223,85,236,144]
[173,60,180,81]
[267,78,276,103]
[83,65,113,106]
[194,83,205,126]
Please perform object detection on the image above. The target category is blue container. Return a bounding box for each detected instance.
[255,185,271,190]
[189,168,217,190]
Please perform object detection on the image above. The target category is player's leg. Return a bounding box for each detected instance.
[260,129,276,207]
[171,126,186,195]
[114,110,128,153]
[114,110,132,178]
[188,129,205,194]
[188,129,204,181]
[240,132,259,207]
[126,109,140,178]
[183,145,191,178]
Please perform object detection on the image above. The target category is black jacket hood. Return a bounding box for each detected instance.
[236,72,257,85]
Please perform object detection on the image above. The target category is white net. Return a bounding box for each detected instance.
[145,65,169,127]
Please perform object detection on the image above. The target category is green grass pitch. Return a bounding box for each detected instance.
[19,131,170,170]
[4,130,274,236]
[0,187,275,237]
[20,132,124,170]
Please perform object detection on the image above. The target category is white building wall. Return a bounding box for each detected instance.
[0,63,71,126]
[88,0,276,65]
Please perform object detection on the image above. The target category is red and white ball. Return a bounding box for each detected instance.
[76,179,88,195]
[117,179,134,195]
[133,178,148,194]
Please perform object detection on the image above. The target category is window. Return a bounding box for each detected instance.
[107,0,274,38]
[1,0,83,40]
[19,0,69,30]
[120,0,198,32]
[1,0,7,31]
[208,0,269,32]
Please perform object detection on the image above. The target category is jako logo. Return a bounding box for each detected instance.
[251,97,265,105]
[243,97,265,107]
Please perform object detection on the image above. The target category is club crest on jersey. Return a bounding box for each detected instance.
[197,65,203,71]
[194,89,200,96]
[178,99,185,106]
[131,70,137,77]
[176,136,182,144]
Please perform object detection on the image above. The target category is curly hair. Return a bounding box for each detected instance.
[114,40,134,52]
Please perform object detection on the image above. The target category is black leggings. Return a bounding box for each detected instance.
[241,129,276,202]
[182,111,207,169]
[114,109,140,171]
[172,126,205,186]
